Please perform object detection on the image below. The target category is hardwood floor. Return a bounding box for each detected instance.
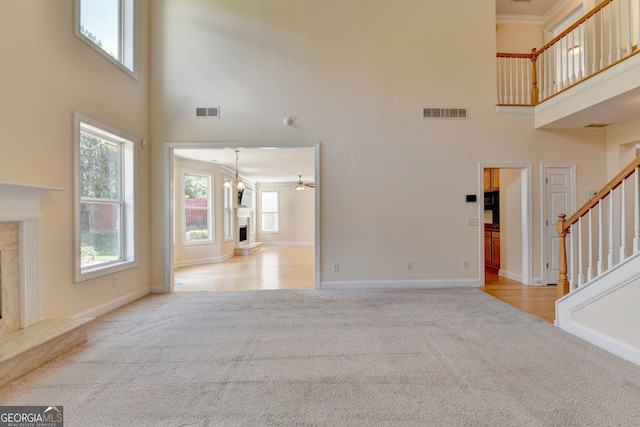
[482,268,557,324]
[174,245,315,291]
[174,248,556,323]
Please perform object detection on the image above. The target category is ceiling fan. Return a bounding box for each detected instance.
[294,175,315,191]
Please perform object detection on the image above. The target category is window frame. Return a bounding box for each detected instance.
[74,113,138,282]
[74,0,138,79]
[260,190,280,234]
[182,171,214,246]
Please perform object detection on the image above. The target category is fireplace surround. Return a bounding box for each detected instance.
[0,182,63,336]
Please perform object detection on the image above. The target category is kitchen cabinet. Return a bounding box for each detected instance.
[484,168,500,191]
[484,227,500,269]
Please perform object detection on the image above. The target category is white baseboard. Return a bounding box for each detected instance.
[262,242,314,246]
[71,287,150,320]
[561,321,640,367]
[174,253,233,268]
[498,269,522,282]
[320,278,479,290]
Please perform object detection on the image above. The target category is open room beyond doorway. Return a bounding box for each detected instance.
[163,142,320,293]
[479,163,532,286]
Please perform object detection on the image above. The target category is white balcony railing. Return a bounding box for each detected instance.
[497,0,640,106]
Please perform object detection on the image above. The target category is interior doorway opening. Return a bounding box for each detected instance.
[479,163,532,286]
[163,141,320,293]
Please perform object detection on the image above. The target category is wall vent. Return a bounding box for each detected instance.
[196,107,220,118]
[422,108,468,120]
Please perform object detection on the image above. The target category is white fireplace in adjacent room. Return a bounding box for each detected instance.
[0,182,62,337]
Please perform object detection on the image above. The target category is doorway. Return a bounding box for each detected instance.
[162,141,320,293]
[541,163,576,285]
[479,163,532,286]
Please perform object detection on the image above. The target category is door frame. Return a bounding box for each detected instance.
[161,140,321,293]
[478,163,533,286]
[540,162,576,285]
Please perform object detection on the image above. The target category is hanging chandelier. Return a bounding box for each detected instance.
[223,149,245,190]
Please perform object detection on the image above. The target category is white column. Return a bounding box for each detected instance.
[20,219,40,328]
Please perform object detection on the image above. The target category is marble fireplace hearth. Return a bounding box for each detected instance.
[0,182,91,388]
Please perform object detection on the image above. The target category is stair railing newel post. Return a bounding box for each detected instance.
[531,48,539,105]
[556,214,570,298]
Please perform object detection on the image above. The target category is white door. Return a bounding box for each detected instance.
[545,166,574,284]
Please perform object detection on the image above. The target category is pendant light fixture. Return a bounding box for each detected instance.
[223,149,245,189]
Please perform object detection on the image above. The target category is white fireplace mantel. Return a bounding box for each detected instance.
[0,182,64,222]
[0,182,64,328]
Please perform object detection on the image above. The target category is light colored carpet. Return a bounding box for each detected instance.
[1,288,639,426]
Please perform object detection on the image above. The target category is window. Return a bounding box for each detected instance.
[261,190,279,233]
[75,0,136,76]
[183,173,213,244]
[223,182,233,241]
[75,113,136,282]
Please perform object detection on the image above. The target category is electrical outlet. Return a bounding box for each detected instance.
[407,262,413,270]
[462,260,469,269]
[332,263,339,272]
[112,276,119,287]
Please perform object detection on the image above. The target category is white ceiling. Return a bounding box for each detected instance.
[174,146,316,185]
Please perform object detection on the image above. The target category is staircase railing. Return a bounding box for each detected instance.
[556,155,640,299]
[497,0,640,106]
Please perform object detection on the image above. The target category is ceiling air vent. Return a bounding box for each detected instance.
[196,107,220,118]
[423,108,468,120]
[511,0,531,3]
[584,123,612,128]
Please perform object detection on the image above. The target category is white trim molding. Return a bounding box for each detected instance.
[0,182,64,328]
[320,278,479,291]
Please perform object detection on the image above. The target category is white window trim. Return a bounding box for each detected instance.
[74,0,138,79]
[74,113,138,282]
[182,170,214,246]
[260,189,280,234]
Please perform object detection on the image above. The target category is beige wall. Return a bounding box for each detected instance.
[496,25,544,53]
[256,184,315,245]
[499,169,523,281]
[0,1,151,318]
[150,0,608,286]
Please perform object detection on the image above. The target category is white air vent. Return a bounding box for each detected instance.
[422,108,468,120]
[196,107,220,118]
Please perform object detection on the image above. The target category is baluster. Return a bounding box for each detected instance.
[578,216,584,287]
[609,189,615,269]
[502,58,508,104]
[637,0,640,47]
[635,166,640,252]
[592,11,597,74]
[588,209,594,282]
[617,0,623,60]
[513,58,521,104]
[609,2,615,65]
[601,8,605,69]
[570,222,576,290]
[627,0,633,55]
[621,178,627,262]
[598,199,604,275]
[509,59,514,104]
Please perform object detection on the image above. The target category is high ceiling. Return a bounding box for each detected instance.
[174,1,597,181]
